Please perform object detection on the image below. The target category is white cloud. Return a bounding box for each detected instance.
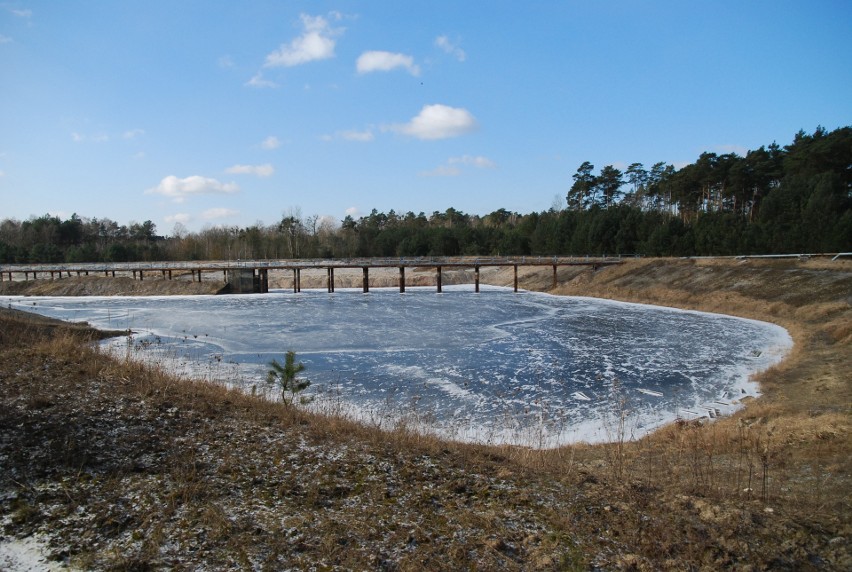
[10,8,32,18]
[264,13,340,68]
[435,36,466,62]
[0,169,5,177]
[344,206,360,217]
[164,213,191,224]
[389,104,478,140]
[245,73,277,88]
[202,207,239,220]
[225,163,275,177]
[449,155,496,169]
[145,175,240,203]
[261,135,281,149]
[356,51,419,76]
[218,55,235,68]
[0,35,12,44]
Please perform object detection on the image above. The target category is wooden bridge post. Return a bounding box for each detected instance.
[327,267,335,293]
[475,265,480,293]
[552,264,557,289]
[168,270,172,280]
[362,267,369,293]
[260,269,269,293]
[296,268,301,292]
[436,266,442,293]
[399,266,405,293]
[514,265,518,292]
[293,269,298,293]
[139,270,144,281]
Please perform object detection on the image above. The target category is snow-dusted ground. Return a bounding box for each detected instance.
[4,285,792,446]
[0,535,75,571]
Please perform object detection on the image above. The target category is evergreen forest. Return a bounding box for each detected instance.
[2,126,849,264]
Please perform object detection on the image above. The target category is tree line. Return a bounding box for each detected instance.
[1,126,849,264]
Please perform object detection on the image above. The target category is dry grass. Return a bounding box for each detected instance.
[1,257,850,570]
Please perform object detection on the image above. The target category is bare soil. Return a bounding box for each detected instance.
[0,257,849,570]
[0,275,225,297]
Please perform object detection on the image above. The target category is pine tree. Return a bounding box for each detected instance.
[267,351,311,405]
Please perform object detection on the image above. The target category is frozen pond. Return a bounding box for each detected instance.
[4,286,792,446]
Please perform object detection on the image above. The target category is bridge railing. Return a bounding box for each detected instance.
[1,255,626,274]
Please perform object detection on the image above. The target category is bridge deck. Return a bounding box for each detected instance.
[1,255,622,274]
[1,256,624,294]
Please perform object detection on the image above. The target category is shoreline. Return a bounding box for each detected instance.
[3,284,794,447]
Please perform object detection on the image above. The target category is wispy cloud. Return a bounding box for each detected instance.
[435,36,466,62]
[421,155,496,177]
[321,129,374,142]
[9,8,32,18]
[356,51,419,76]
[260,135,281,150]
[245,72,277,88]
[264,13,342,68]
[145,175,240,203]
[388,104,478,140]
[0,35,12,44]
[225,163,275,177]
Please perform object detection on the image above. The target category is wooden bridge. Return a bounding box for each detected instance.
[0,256,623,294]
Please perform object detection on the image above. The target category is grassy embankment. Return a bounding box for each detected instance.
[0,257,849,570]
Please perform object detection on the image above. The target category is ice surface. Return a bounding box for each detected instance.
[4,285,792,446]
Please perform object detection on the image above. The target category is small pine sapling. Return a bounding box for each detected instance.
[267,351,312,406]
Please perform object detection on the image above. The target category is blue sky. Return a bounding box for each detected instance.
[1,1,850,234]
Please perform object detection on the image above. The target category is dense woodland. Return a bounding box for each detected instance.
[2,126,850,264]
